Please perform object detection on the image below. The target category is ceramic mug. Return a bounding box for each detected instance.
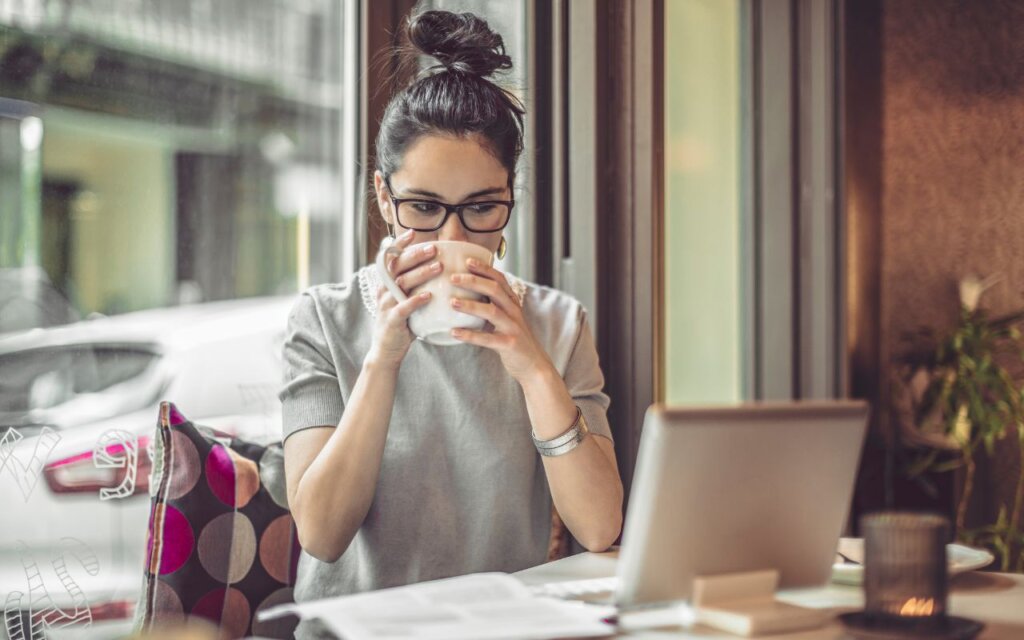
[375,237,494,346]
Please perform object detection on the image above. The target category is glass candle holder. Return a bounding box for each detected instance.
[861,512,950,629]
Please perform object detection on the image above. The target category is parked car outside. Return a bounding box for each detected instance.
[0,296,293,640]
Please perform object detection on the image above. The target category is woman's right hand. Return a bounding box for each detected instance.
[366,231,444,369]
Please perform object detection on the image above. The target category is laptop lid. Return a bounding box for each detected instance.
[616,401,870,607]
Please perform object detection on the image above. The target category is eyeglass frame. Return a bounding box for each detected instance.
[383,176,515,233]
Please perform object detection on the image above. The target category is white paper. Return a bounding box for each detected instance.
[258,572,613,640]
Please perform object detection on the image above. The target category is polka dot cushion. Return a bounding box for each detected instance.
[136,402,300,639]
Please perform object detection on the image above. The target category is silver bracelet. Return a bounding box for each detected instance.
[533,407,590,457]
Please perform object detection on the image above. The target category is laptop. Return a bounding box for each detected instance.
[615,401,870,608]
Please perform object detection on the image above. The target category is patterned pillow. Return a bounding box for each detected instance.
[135,402,300,639]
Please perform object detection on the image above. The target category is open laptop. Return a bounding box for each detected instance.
[614,401,870,608]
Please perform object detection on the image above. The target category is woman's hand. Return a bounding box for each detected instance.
[448,259,554,383]
[367,231,444,369]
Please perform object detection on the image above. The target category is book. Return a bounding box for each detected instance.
[258,572,614,640]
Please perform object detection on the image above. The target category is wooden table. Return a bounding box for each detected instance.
[514,551,1024,639]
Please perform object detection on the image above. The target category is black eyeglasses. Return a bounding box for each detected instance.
[384,177,514,233]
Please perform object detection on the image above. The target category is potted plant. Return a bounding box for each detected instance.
[893,275,1024,572]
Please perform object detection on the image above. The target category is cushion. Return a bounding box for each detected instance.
[135,401,300,639]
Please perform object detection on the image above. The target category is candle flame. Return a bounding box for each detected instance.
[899,598,935,617]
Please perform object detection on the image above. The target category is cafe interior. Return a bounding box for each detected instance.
[1,0,1023,638]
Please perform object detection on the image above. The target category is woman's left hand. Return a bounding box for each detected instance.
[448,259,553,383]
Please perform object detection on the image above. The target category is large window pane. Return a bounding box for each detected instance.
[663,0,743,404]
[0,1,355,633]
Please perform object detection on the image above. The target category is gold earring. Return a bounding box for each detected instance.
[497,236,507,260]
[384,203,396,238]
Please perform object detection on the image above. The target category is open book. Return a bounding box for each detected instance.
[257,572,614,640]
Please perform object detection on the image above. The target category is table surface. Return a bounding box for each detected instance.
[513,551,1024,639]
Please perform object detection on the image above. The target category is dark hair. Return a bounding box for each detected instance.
[375,10,526,185]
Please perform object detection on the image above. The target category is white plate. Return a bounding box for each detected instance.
[831,537,995,586]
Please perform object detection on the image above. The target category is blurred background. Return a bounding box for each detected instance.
[1,0,1023,637]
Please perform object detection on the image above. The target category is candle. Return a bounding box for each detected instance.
[862,512,949,628]
[840,511,984,637]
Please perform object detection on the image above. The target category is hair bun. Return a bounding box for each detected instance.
[408,10,512,78]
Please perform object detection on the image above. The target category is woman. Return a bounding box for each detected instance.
[280,9,623,634]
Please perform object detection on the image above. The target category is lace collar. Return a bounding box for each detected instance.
[357,265,527,318]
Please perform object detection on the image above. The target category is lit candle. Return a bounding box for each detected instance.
[841,511,984,637]
[862,512,948,629]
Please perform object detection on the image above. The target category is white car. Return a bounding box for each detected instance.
[0,296,293,640]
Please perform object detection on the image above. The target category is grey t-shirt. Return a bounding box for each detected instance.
[279,265,611,638]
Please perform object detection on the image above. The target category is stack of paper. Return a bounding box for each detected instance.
[257,572,614,640]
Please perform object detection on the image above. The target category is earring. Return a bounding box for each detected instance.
[384,203,395,238]
[497,236,508,260]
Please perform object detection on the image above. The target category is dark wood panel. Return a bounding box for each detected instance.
[593,0,663,505]
[844,0,886,523]
[362,0,418,264]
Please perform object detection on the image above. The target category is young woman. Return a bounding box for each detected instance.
[280,9,622,636]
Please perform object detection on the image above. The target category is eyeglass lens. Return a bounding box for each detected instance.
[397,201,510,232]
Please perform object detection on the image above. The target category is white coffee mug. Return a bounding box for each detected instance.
[375,237,494,346]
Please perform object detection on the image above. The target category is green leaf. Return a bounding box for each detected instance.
[906,449,941,477]
[933,458,966,473]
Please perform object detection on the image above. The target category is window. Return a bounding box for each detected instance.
[0,0,357,632]
[0,0,357,320]
[663,0,744,403]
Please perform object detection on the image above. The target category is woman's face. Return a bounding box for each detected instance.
[374,134,511,254]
